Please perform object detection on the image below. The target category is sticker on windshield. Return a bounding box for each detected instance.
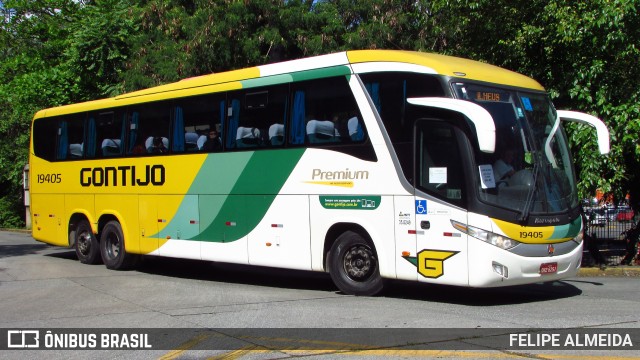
[429,167,447,183]
[521,97,533,111]
[479,164,496,189]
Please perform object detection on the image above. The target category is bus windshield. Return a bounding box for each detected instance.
[452,83,578,216]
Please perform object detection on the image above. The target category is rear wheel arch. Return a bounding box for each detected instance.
[68,212,96,247]
[326,228,384,296]
[69,213,101,265]
[323,222,376,271]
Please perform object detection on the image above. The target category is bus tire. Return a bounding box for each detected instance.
[328,231,384,296]
[75,220,101,264]
[100,220,137,270]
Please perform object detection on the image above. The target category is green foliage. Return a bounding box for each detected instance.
[0,0,82,227]
[66,0,137,98]
[122,0,191,89]
[499,0,640,203]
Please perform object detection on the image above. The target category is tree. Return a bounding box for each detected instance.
[0,0,82,227]
[66,0,137,98]
[497,0,640,204]
[431,0,640,204]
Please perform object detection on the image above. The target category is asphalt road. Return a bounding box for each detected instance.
[0,230,638,359]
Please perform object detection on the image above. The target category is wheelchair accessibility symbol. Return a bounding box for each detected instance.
[415,200,427,214]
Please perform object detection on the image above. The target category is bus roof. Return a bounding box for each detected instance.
[34,50,544,119]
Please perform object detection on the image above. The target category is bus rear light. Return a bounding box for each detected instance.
[492,261,509,278]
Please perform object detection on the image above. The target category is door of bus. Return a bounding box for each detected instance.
[414,120,469,286]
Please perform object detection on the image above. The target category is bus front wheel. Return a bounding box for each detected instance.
[75,220,101,264]
[328,231,384,296]
[100,220,137,270]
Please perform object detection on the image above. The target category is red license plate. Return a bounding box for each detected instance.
[540,262,558,275]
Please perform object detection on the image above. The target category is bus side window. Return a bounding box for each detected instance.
[93,110,125,158]
[227,85,288,150]
[55,113,85,160]
[290,76,364,146]
[129,102,171,155]
[174,94,225,153]
[33,118,58,162]
[415,121,466,207]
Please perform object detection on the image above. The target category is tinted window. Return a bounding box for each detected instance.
[33,118,58,161]
[227,85,288,149]
[360,72,446,179]
[85,109,126,158]
[290,76,364,146]
[173,94,225,153]
[127,102,171,155]
[416,121,466,207]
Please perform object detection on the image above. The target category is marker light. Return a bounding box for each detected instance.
[573,231,584,244]
[492,261,509,278]
[451,220,521,250]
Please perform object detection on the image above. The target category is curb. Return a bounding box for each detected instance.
[0,228,31,234]
[578,266,640,277]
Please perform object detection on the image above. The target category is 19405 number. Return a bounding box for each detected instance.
[520,231,543,239]
[37,173,62,184]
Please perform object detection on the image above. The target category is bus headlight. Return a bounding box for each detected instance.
[451,220,520,250]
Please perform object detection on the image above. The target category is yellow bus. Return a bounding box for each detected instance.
[29,50,609,295]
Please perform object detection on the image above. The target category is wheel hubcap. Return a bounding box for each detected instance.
[78,232,91,255]
[343,245,376,281]
[106,233,120,259]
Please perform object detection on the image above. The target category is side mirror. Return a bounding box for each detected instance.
[407,97,496,153]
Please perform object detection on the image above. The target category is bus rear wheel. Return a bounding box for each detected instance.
[100,220,138,270]
[328,231,384,296]
[75,220,101,264]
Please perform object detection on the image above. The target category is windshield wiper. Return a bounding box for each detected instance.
[519,156,541,223]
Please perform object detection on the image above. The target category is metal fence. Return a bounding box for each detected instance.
[581,212,637,267]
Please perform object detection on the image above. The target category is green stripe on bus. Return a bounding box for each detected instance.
[290,66,351,82]
[239,66,352,89]
[187,148,305,242]
[240,74,294,89]
[551,216,582,239]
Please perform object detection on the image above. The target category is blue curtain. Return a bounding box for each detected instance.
[87,117,96,158]
[128,112,139,153]
[219,100,225,147]
[57,121,68,160]
[365,82,382,113]
[173,107,185,152]
[119,115,126,154]
[290,91,305,145]
[226,99,240,148]
[356,120,364,141]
